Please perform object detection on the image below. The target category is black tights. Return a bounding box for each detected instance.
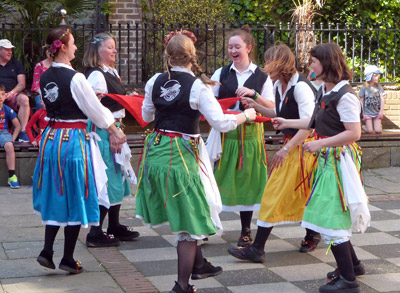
[252,227,320,252]
[252,226,273,251]
[239,211,253,235]
[43,224,81,262]
[90,204,121,234]
[176,240,205,291]
[331,240,359,281]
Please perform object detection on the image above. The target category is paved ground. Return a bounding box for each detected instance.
[1,167,400,293]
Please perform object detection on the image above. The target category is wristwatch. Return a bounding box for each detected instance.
[282,146,289,152]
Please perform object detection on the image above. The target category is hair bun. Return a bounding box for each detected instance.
[241,25,251,34]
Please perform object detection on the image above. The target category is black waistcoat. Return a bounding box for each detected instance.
[276,74,316,135]
[40,67,86,120]
[218,64,268,110]
[85,67,125,112]
[152,71,201,134]
[309,84,356,137]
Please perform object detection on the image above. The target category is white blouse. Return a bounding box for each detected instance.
[274,72,315,119]
[142,67,238,134]
[45,62,115,129]
[321,80,361,123]
[87,65,126,119]
[211,62,274,111]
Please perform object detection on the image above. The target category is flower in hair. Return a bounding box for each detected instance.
[92,38,100,45]
[49,40,62,54]
[163,30,197,45]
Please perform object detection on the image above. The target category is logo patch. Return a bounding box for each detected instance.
[43,82,59,103]
[160,80,181,102]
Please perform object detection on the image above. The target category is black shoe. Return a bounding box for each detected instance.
[59,258,84,274]
[227,245,265,263]
[327,262,366,279]
[86,231,120,248]
[191,258,223,280]
[170,281,196,293]
[237,228,252,247]
[299,233,321,253]
[319,275,360,292]
[37,250,55,270]
[107,224,140,241]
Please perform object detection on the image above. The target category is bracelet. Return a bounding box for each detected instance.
[282,146,289,152]
[252,90,259,100]
[244,111,250,123]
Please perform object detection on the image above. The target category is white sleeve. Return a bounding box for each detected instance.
[70,73,115,129]
[337,93,361,123]
[190,79,237,132]
[87,71,108,94]
[259,76,275,102]
[142,73,161,123]
[210,68,222,97]
[293,81,316,118]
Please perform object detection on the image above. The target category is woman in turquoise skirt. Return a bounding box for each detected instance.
[33,26,126,274]
[136,31,256,293]
[209,25,275,247]
[83,33,139,247]
[274,43,370,293]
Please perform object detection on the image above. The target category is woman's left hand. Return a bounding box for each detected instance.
[128,91,139,96]
[95,91,105,100]
[271,148,288,168]
[236,87,254,98]
[303,140,323,153]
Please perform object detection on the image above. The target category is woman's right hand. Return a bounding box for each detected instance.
[109,130,127,154]
[244,108,257,122]
[272,117,287,130]
[241,97,257,109]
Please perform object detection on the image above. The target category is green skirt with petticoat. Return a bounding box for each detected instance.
[135,131,217,237]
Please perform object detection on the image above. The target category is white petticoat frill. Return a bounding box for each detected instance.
[198,138,223,236]
[205,127,222,168]
[88,132,110,209]
[114,141,137,185]
[340,148,371,233]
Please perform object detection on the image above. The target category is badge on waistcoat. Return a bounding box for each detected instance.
[43,82,59,103]
[160,80,181,102]
[321,102,326,110]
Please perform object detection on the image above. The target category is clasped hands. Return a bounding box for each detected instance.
[109,130,127,154]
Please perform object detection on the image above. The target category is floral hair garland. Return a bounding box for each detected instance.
[162,30,197,45]
[46,29,70,57]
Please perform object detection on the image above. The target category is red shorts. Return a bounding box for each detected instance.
[5,93,19,111]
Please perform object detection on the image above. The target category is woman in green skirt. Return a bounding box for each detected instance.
[273,43,370,293]
[136,31,256,293]
[209,25,275,247]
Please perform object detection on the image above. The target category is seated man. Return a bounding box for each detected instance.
[0,39,30,142]
[0,84,21,188]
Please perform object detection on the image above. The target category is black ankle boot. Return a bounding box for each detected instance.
[37,250,55,269]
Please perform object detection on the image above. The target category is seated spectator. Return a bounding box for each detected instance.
[0,84,21,188]
[25,101,47,147]
[31,51,52,111]
[0,39,30,142]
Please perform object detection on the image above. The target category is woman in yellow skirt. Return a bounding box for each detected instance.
[228,44,320,262]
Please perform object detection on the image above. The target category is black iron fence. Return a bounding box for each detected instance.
[1,22,399,89]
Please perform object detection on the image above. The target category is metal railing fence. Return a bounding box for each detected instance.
[1,22,398,89]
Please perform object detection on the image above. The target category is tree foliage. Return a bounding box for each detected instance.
[0,0,96,27]
[140,0,232,26]
[228,0,400,27]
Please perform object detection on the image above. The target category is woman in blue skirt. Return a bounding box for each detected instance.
[33,26,126,274]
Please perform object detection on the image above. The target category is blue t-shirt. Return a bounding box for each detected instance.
[0,104,17,131]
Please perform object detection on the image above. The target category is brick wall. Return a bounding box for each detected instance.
[108,0,142,89]
[383,91,400,128]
